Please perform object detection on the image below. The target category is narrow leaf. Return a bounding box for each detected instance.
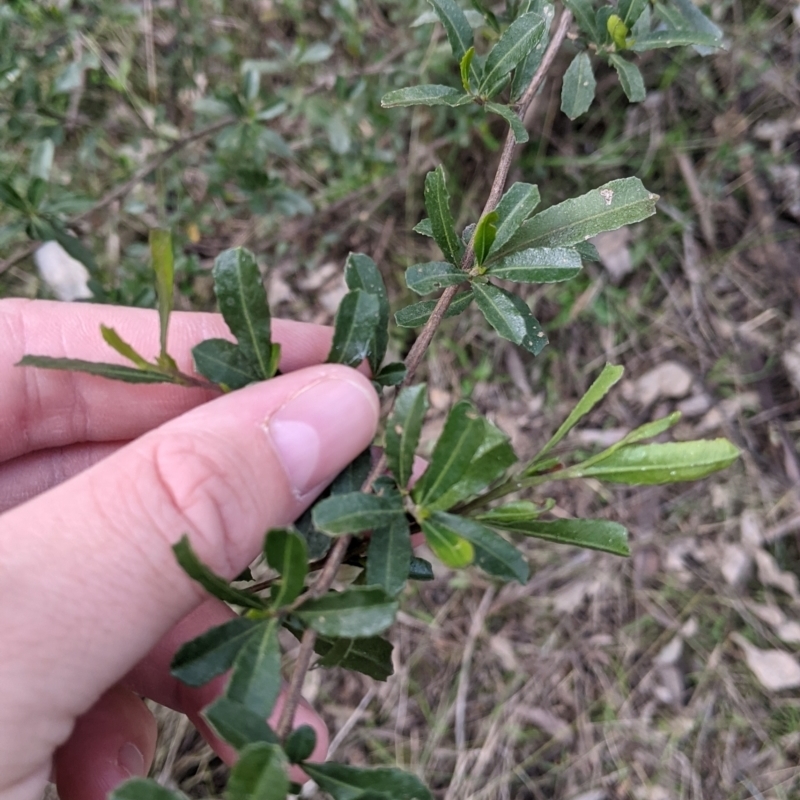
[413,218,434,238]
[213,248,277,379]
[395,290,474,328]
[428,0,474,61]
[460,46,475,92]
[474,500,546,525]
[192,338,257,390]
[564,0,598,40]
[609,54,646,102]
[0,181,27,212]
[367,514,412,597]
[265,528,308,608]
[313,492,405,536]
[471,281,548,355]
[310,631,394,679]
[561,52,597,120]
[296,587,399,638]
[204,697,279,749]
[503,518,630,556]
[328,290,381,368]
[29,138,55,181]
[302,762,433,800]
[631,29,722,51]
[495,177,659,256]
[110,780,186,800]
[485,102,529,143]
[405,261,466,295]
[529,363,624,465]
[412,401,485,507]
[473,212,497,266]
[420,516,474,568]
[489,182,541,258]
[172,535,266,610]
[17,355,176,384]
[100,325,152,369]
[374,362,407,387]
[344,252,389,371]
[510,1,554,100]
[572,439,741,484]
[228,742,289,800]
[619,0,647,27]
[574,240,600,261]
[386,384,429,490]
[170,617,260,686]
[430,511,529,583]
[487,246,582,283]
[424,166,463,266]
[480,12,545,95]
[149,229,174,360]
[227,619,281,717]
[655,0,724,54]
[381,85,471,108]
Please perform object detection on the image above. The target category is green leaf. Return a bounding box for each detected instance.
[311,631,394,679]
[473,212,498,266]
[172,535,267,610]
[284,725,317,763]
[528,363,624,466]
[428,418,516,511]
[213,248,279,380]
[313,492,405,536]
[413,401,485,507]
[302,762,433,800]
[489,182,541,258]
[574,240,600,261]
[100,325,152,370]
[367,513,412,597]
[631,28,722,51]
[501,518,630,556]
[228,742,289,800]
[564,0,598,40]
[226,619,281,717]
[331,448,373,495]
[0,181,27,212]
[170,617,259,686]
[572,439,741,484]
[149,229,174,361]
[409,556,435,581]
[479,12,545,96]
[394,290,474,328]
[495,178,659,256]
[561,52,597,120]
[619,0,648,26]
[203,697,279,750]
[460,46,476,92]
[510,2,554,100]
[429,512,529,583]
[16,355,177,384]
[427,0,474,62]
[486,246,583,283]
[110,779,187,800]
[413,218,434,238]
[405,261,466,295]
[609,54,646,102]
[420,516,474,568]
[654,0,724,54]
[265,529,308,608]
[296,587,399,638]
[381,85,471,108]
[474,500,546,525]
[386,384,429,490]
[27,177,47,208]
[484,102,528,144]
[344,252,389,372]
[471,281,548,355]
[192,338,258,390]
[374,362,407,387]
[424,166,463,266]
[29,138,55,181]
[327,290,382,368]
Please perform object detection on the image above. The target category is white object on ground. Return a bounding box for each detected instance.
[34,240,93,301]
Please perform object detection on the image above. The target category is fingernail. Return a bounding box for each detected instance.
[118,742,145,778]
[268,377,377,496]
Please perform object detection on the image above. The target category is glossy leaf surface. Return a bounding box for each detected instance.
[485,102,529,143]
[344,252,389,372]
[17,356,176,384]
[405,261,466,295]
[226,620,281,717]
[471,281,548,355]
[489,182,541,257]
[472,211,497,266]
[474,500,545,526]
[561,52,596,120]
[296,587,398,638]
[366,514,412,597]
[499,518,630,556]
[386,384,429,490]
[327,289,381,368]
[420,516,474,569]
[427,0,474,61]
[395,290,474,328]
[302,762,433,800]
[381,85,470,107]
[479,12,545,95]
[487,246,582,283]
[100,325,151,369]
[203,697,279,749]
[265,528,308,607]
[312,492,405,536]
[609,55,646,102]
[424,166,462,266]
[192,338,257,390]
[284,725,317,763]
[228,743,289,800]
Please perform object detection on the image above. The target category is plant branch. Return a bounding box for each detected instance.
[0,116,236,276]
[275,8,574,741]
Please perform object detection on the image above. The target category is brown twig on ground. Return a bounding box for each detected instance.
[274,8,574,742]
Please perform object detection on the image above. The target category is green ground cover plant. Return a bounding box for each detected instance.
[9,2,797,799]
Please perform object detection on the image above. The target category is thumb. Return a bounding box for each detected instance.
[0,365,378,789]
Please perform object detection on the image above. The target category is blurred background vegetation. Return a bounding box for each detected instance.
[3,1,800,798]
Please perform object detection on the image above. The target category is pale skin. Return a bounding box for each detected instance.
[0,299,382,800]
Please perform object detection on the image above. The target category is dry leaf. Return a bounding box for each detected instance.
[721,543,752,588]
[593,228,633,283]
[624,362,694,407]
[755,550,800,600]
[732,633,800,691]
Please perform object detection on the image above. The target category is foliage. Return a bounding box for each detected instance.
[5,1,735,797]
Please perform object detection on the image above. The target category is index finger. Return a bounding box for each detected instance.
[0,299,334,462]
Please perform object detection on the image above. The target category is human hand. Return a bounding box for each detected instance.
[0,299,380,800]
